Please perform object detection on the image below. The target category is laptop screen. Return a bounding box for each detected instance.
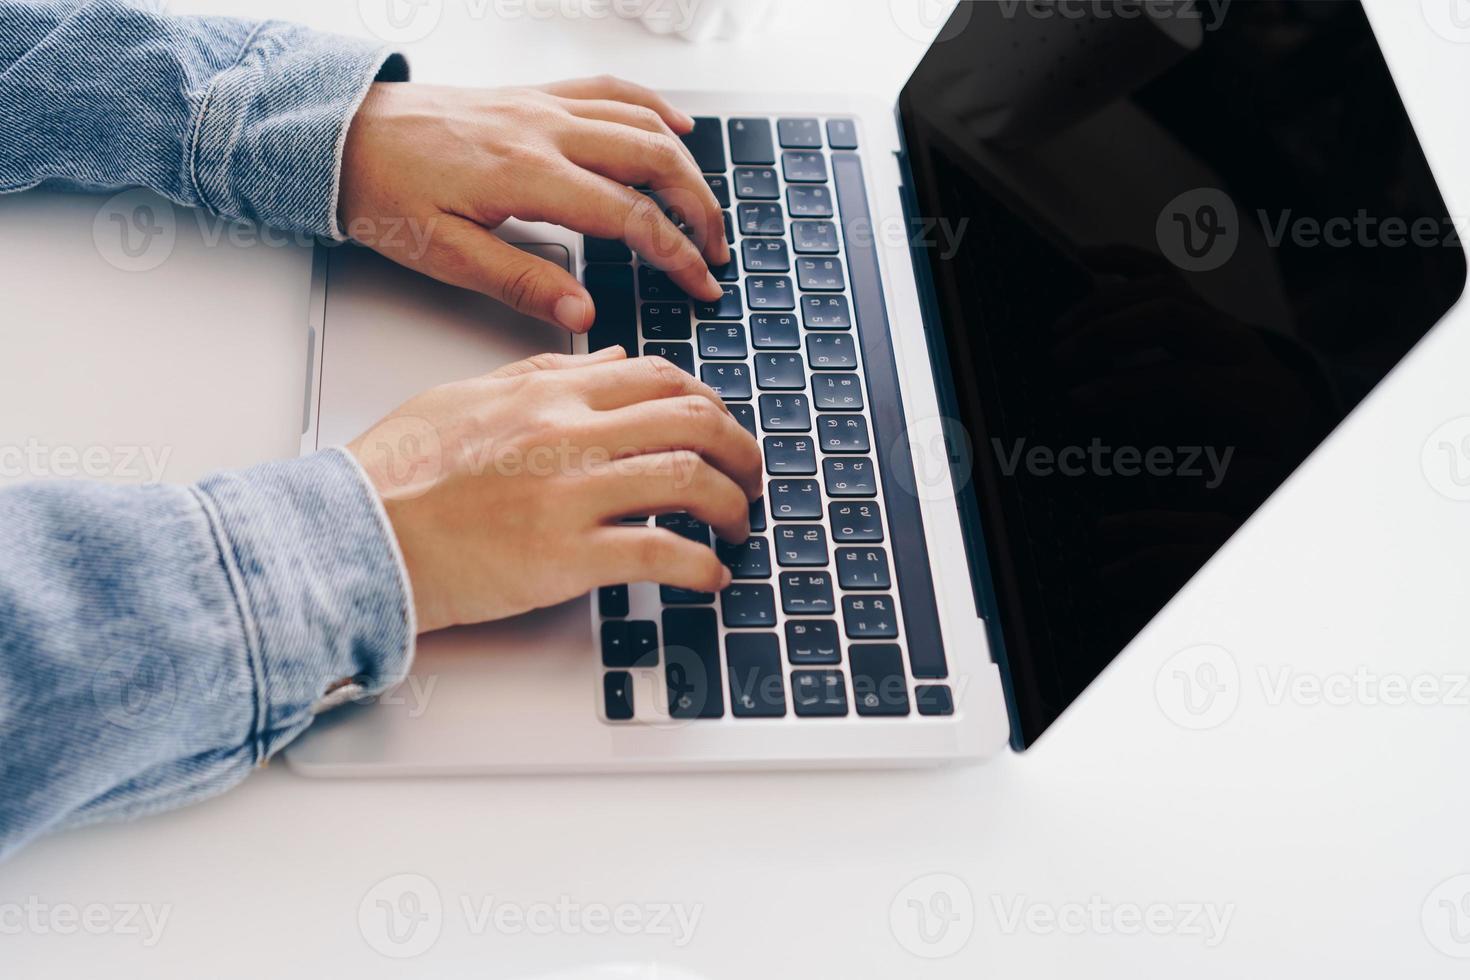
[897,0,1466,746]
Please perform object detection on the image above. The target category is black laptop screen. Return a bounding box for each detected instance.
[897,0,1466,747]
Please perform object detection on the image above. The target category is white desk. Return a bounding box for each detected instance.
[4,2,1470,976]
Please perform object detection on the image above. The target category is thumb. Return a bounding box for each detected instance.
[491,344,626,379]
[424,217,595,332]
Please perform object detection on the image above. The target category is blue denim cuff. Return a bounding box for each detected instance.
[188,21,409,240]
[193,448,415,760]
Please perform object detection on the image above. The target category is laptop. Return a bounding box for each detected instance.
[287,0,1466,775]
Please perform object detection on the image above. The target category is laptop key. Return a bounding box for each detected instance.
[806,333,857,370]
[724,210,734,245]
[768,478,822,520]
[603,671,635,721]
[749,498,766,533]
[830,502,884,542]
[851,645,909,717]
[823,457,878,498]
[742,239,790,273]
[792,220,840,255]
[916,684,955,716]
[780,572,835,615]
[681,117,727,174]
[728,117,776,165]
[797,257,846,292]
[785,620,841,665]
[585,237,633,263]
[664,607,723,718]
[698,322,748,359]
[603,620,659,667]
[694,285,743,320]
[818,414,870,453]
[730,403,757,438]
[792,670,848,717]
[700,362,752,400]
[764,436,817,475]
[746,276,795,311]
[812,373,864,411]
[837,547,891,590]
[826,118,859,150]
[598,584,629,618]
[644,342,694,376]
[774,524,828,566]
[759,393,812,432]
[642,303,691,340]
[755,352,805,391]
[704,174,731,208]
[585,264,637,357]
[737,202,784,237]
[638,267,688,302]
[801,295,852,329]
[726,633,786,717]
[750,313,801,350]
[721,584,777,628]
[709,253,740,284]
[717,535,771,579]
[782,150,828,184]
[733,167,780,200]
[658,513,709,546]
[787,185,834,218]
[778,118,823,148]
[842,595,898,639]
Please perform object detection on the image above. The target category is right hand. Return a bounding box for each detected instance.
[349,347,762,634]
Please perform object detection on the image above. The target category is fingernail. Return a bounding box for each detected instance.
[675,109,695,130]
[555,294,591,332]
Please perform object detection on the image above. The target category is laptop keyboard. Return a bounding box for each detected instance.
[583,116,954,724]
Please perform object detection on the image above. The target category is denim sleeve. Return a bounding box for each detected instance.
[0,450,416,861]
[0,0,409,238]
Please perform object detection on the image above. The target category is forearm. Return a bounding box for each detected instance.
[0,450,414,860]
[0,0,407,237]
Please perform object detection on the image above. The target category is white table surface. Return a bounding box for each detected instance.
[4,1,1470,976]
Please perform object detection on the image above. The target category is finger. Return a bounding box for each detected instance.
[535,75,694,133]
[490,344,625,379]
[561,119,728,266]
[519,166,720,300]
[569,354,730,414]
[393,215,595,332]
[585,451,751,542]
[588,526,732,593]
[586,395,762,500]
[556,97,699,167]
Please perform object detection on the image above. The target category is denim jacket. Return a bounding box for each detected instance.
[0,0,415,860]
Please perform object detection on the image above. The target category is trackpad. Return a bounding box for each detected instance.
[315,241,572,448]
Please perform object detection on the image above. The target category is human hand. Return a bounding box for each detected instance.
[348,347,762,634]
[338,75,728,333]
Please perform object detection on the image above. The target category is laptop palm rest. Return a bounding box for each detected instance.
[290,238,614,776]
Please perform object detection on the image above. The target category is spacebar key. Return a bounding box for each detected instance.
[663,608,724,718]
[584,263,637,358]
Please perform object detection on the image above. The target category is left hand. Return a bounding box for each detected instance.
[338,75,729,333]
